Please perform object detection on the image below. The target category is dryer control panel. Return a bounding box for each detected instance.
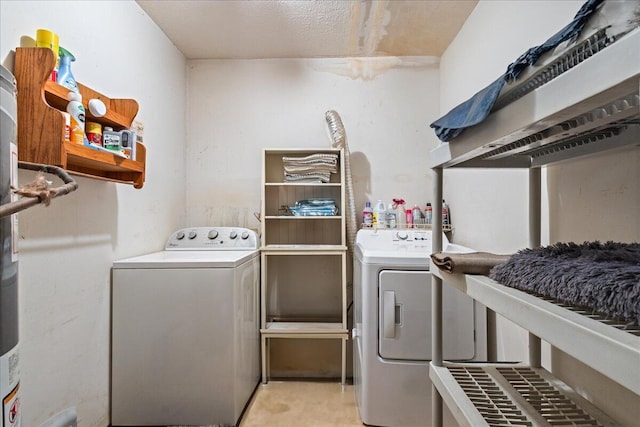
[166,227,259,250]
[392,230,432,242]
[355,229,456,266]
[356,229,448,250]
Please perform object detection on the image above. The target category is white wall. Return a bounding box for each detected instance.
[0,1,187,425]
[186,56,440,375]
[440,1,640,424]
[186,57,441,230]
[187,57,439,227]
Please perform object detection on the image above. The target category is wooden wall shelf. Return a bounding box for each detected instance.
[13,47,145,188]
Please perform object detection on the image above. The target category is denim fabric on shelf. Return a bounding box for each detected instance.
[430,0,605,142]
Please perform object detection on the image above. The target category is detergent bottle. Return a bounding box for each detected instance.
[363,201,373,227]
[373,200,387,228]
[425,202,433,224]
[386,201,397,229]
[66,91,85,145]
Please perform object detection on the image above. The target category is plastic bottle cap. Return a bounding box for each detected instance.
[88,99,107,117]
[104,127,114,132]
[67,91,81,102]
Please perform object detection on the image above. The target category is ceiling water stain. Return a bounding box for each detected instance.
[310,56,439,81]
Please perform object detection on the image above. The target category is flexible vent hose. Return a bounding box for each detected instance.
[325,110,356,253]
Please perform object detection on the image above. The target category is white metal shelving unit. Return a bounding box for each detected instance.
[429,28,640,427]
[260,148,348,385]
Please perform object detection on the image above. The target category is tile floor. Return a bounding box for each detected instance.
[239,380,364,427]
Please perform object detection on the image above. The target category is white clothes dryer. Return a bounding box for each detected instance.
[353,228,486,427]
[111,227,260,427]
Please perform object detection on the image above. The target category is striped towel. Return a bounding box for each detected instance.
[283,153,338,182]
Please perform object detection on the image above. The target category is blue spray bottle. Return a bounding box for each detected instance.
[56,46,79,93]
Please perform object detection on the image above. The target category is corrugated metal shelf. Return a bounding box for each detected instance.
[429,28,640,169]
[429,22,639,427]
[430,267,640,396]
[430,363,620,427]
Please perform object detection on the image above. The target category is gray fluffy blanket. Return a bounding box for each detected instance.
[489,241,640,326]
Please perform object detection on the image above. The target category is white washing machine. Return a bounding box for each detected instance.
[353,228,486,427]
[111,227,260,427]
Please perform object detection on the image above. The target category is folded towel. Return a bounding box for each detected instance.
[431,252,512,275]
[282,153,339,182]
[284,164,338,174]
[284,172,332,183]
[282,153,338,165]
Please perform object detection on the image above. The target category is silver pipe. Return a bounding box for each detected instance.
[431,168,444,427]
[529,167,542,367]
[487,309,498,362]
[325,110,357,253]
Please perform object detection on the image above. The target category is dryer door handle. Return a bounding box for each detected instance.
[382,290,396,339]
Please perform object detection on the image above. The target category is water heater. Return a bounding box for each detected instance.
[1,64,21,427]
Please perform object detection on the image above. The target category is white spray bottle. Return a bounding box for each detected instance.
[66,91,86,145]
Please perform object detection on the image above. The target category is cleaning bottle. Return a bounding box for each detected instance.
[425,202,433,224]
[373,200,387,228]
[56,46,79,93]
[412,205,422,226]
[442,199,450,226]
[386,201,397,229]
[405,207,413,229]
[394,199,406,229]
[66,91,85,145]
[363,201,373,227]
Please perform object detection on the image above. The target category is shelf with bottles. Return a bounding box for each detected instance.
[13,47,145,188]
[361,221,454,232]
[364,199,452,233]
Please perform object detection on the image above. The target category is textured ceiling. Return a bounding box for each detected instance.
[137,0,478,60]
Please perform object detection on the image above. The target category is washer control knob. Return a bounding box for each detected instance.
[188,231,197,240]
[397,231,408,240]
[208,230,219,240]
[241,231,250,240]
[176,231,185,240]
[229,231,238,239]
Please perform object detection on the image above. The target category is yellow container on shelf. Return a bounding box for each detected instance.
[86,122,102,147]
[35,29,59,80]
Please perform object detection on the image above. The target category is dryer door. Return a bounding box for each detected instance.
[378,270,475,361]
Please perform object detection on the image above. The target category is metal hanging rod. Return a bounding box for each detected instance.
[0,162,78,218]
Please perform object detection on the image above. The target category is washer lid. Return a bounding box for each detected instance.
[113,249,259,269]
